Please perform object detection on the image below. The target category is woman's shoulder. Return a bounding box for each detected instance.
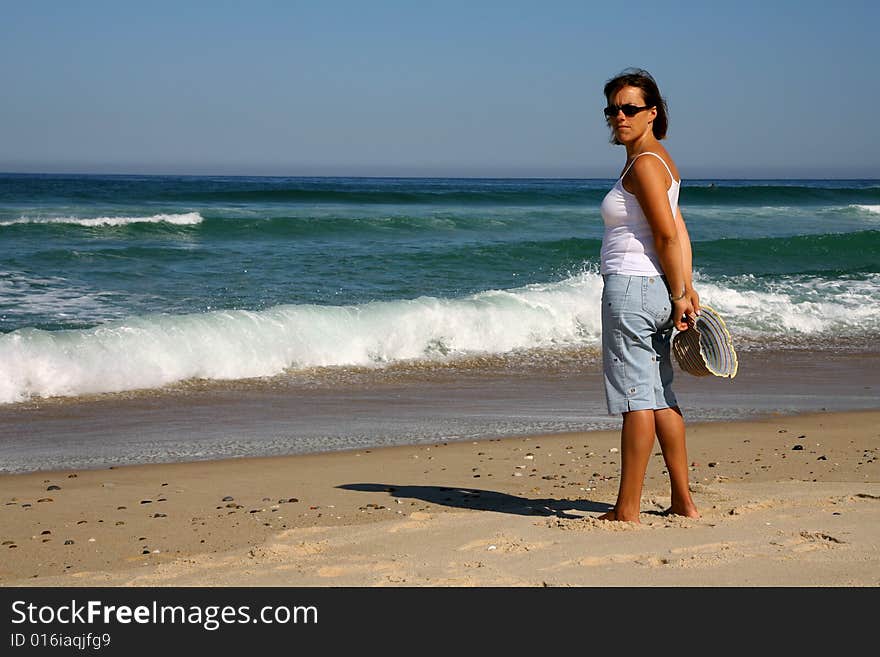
[625,150,679,188]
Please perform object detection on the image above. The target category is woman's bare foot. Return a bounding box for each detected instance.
[662,503,700,518]
[597,508,640,523]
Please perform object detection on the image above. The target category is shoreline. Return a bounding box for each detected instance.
[2,408,877,586]
[2,347,878,475]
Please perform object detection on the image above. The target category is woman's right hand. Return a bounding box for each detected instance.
[686,285,701,319]
[673,297,694,331]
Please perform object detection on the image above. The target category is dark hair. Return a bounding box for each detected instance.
[603,68,668,145]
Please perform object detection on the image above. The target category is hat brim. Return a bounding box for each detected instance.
[672,305,738,378]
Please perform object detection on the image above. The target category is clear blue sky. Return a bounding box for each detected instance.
[2,0,877,178]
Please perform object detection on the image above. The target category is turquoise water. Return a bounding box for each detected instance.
[1,174,878,404]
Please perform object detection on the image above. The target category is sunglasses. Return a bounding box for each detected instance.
[603,103,652,118]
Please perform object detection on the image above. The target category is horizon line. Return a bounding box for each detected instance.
[2,170,878,182]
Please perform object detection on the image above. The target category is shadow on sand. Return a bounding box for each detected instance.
[338,483,612,519]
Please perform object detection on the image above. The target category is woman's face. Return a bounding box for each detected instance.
[606,85,657,145]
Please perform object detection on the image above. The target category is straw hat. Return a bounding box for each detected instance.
[672,305,738,378]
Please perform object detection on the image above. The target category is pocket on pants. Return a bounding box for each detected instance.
[602,275,633,315]
[641,276,672,322]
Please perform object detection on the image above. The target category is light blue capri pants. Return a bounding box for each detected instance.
[601,273,678,415]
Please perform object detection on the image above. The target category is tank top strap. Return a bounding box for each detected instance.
[620,151,676,183]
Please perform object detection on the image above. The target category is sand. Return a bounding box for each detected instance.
[1,409,877,587]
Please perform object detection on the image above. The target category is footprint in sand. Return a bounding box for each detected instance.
[574,543,746,569]
[771,530,847,553]
[261,540,329,560]
[799,530,845,544]
[457,534,551,554]
[577,553,666,567]
[726,500,777,516]
[545,516,656,532]
[386,512,433,533]
[669,541,744,555]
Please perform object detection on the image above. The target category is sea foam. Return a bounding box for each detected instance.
[1,270,878,403]
[0,212,204,227]
[693,273,880,336]
[0,273,604,403]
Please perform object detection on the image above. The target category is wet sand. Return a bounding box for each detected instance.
[2,348,878,474]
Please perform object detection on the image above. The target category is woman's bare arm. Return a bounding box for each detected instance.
[674,206,700,315]
[626,156,693,329]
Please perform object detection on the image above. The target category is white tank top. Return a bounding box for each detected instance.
[599,152,680,275]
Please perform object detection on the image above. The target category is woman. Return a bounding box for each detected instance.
[597,68,700,522]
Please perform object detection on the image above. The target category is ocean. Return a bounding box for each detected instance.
[1,174,878,472]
